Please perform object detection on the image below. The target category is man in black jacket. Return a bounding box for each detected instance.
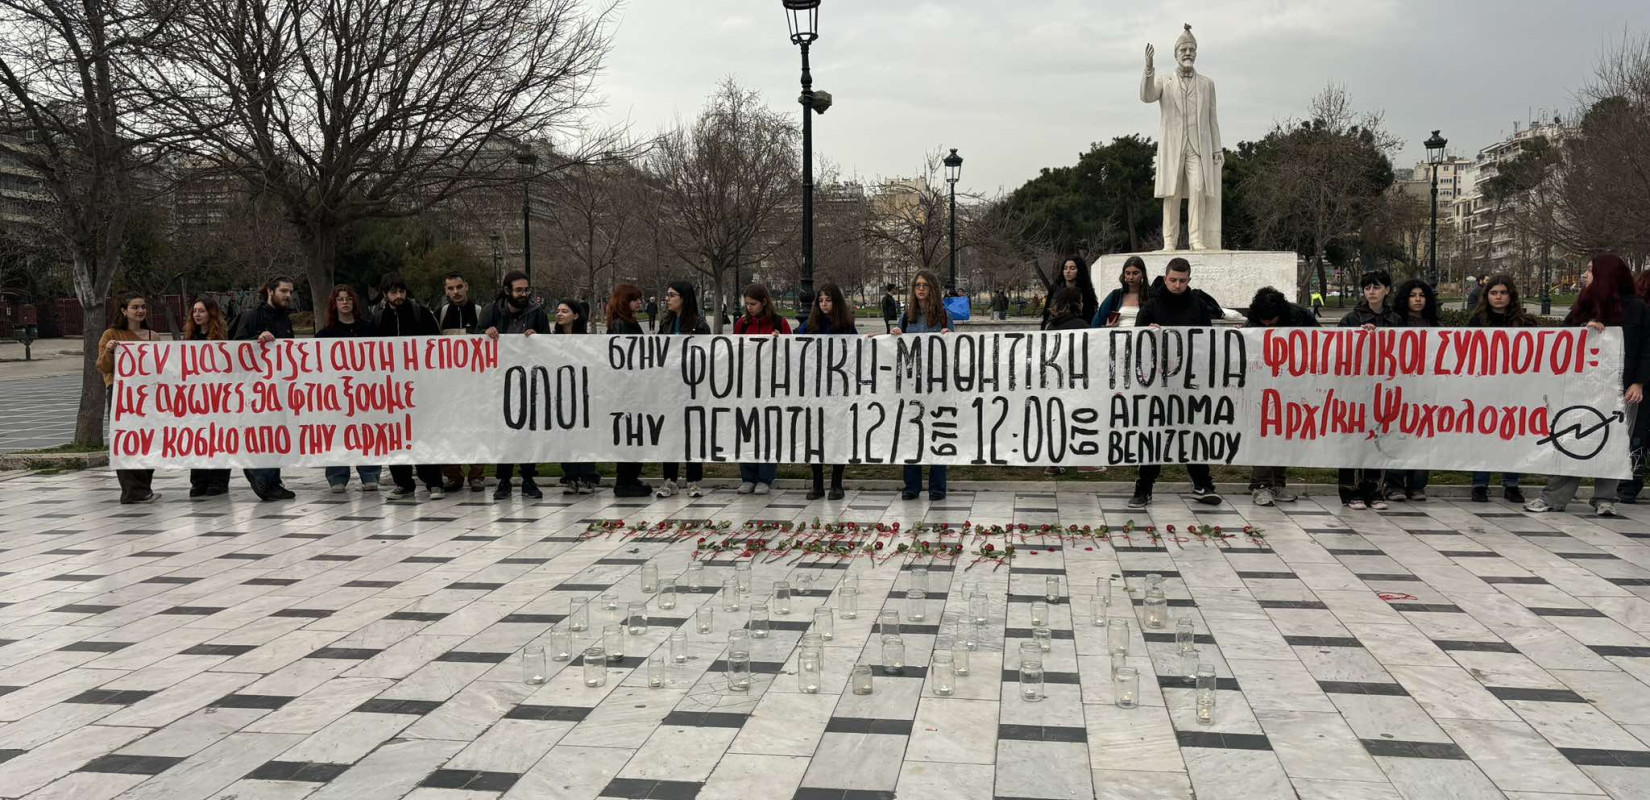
[374,272,447,501]
[1244,287,1318,505]
[435,272,486,493]
[1130,258,1224,508]
[483,271,550,499]
[233,275,297,501]
[881,285,899,333]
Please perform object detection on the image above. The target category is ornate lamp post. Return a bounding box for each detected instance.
[515,147,539,286]
[1424,130,1447,287]
[784,0,830,299]
[943,147,963,291]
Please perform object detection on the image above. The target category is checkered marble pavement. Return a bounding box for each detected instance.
[1,470,1649,800]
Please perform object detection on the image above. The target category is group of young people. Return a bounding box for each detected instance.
[101,253,1643,518]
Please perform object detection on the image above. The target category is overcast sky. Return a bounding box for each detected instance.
[590,0,1650,194]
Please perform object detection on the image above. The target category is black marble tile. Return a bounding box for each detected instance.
[245,760,352,783]
[211,693,295,710]
[1360,739,1469,760]
[660,711,750,728]
[1557,747,1650,768]
[354,698,443,715]
[997,723,1087,742]
[421,769,521,792]
[1175,730,1272,750]
[1432,640,1519,653]
[183,644,257,657]
[64,688,158,705]
[506,704,592,722]
[825,718,914,735]
[602,778,706,800]
[78,753,186,775]
[1487,686,1587,703]
[1317,680,1410,696]
[306,647,384,660]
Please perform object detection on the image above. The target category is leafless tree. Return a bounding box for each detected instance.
[650,79,799,332]
[544,159,645,302]
[0,0,186,445]
[1243,85,1401,301]
[1531,34,1650,263]
[862,149,970,286]
[139,0,623,304]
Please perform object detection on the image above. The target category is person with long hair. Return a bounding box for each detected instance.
[1042,287,1090,331]
[1466,275,1538,503]
[233,275,298,500]
[482,270,550,500]
[732,284,790,495]
[1337,270,1404,510]
[183,297,232,498]
[553,299,600,494]
[1383,278,1442,503]
[799,283,858,500]
[1527,253,1650,516]
[656,280,711,498]
[1094,256,1148,327]
[889,270,953,500]
[1243,287,1318,505]
[1042,255,1099,329]
[606,284,652,497]
[99,293,163,504]
[316,285,382,494]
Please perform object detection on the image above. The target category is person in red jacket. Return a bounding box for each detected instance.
[733,284,791,494]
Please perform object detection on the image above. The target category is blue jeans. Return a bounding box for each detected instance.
[903,465,948,496]
[1471,472,1521,488]
[325,465,382,487]
[739,463,778,486]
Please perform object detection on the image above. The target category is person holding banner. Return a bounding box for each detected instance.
[799,283,859,500]
[233,276,298,501]
[100,293,162,504]
[553,299,601,495]
[606,284,653,497]
[1243,286,1318,506]
[183,297,232,498]
[1095,256,1148,327]
[1383,279,1442,503]
[656,281,711,499]
[374,272,448,500]
[733,284,791,495]
[315,285,382,494]
[1466,274,1538,503]
[436,272,487,494]
[1129,258,1225,508]
[1042,255,1099,330]
[1336,270,1404,510]
[483,271,551,500]
[889,270,954,501]
[1526,253,1650,517]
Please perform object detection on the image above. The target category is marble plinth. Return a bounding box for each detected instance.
[1098,250,1297,311]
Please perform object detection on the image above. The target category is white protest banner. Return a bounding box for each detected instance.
[108,328,1630,477]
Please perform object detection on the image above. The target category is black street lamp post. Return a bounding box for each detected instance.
[516,147,539,286]
[943,148,963,291]
[784,0,830,299]
[1424,130,1447,288]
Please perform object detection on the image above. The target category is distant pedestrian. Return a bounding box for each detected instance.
[880,284,899,333]
[645,296,658,332]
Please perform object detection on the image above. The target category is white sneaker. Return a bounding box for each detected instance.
[736,482,756,495]
[687,483,703,498]
[754,483,771,495]
[360,482,378,492]
[429,487,445,500]
[330,483,346,494]
[1252,488,1275,506]
[1524,499,1556,513]
[1595,501,1618,517]
[655,480,679,498]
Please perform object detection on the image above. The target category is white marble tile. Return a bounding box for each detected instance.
[305,738,466,800]
[0,724,146,798]
[1438,718,1603,795]
[698,753,811,800]
[1182,747,1296,800]
[907,697,999,764]
[115,731,305,800]
[898,761,998,800]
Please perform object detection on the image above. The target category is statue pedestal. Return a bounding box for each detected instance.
[1098,251,1298,310]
